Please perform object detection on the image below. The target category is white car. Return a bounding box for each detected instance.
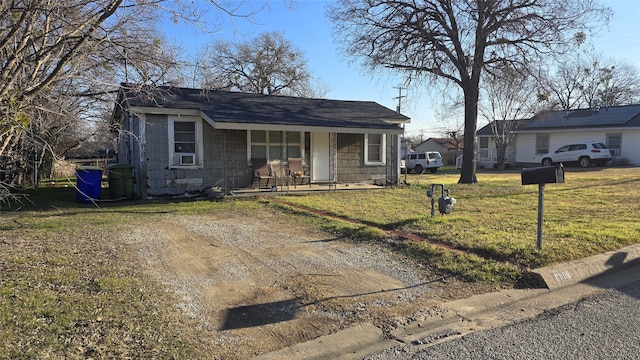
[540,141,611,168]
[406,151,443,173]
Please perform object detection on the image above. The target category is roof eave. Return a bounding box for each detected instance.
[125,106,405,134]
[384,118,411,125]
[214,121,405,134]
[517,125,640,133]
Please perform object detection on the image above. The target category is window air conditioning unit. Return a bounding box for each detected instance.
[179,154,196,165]
[609,149,620,156]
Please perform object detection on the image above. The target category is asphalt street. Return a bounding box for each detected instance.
[364,279,640,360]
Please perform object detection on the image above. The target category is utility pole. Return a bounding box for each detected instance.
[394,85,408,182]
[393,85,406,113]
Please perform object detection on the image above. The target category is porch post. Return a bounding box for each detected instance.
[329,132,337,190]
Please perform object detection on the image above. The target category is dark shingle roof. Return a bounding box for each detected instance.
[418,137,463,150]
[476,119,531,136]
[524,105,640,130]
[120,85,409,131]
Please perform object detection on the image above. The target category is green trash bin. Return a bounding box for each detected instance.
[107,164,135,200]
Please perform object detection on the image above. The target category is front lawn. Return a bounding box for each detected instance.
[0,196,263,358]
[1,167,637,357]
[271,167,640,284]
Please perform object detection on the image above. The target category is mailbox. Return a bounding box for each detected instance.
[521,165,564,185]
[521,165,564,250]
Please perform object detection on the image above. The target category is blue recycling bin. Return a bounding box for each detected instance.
[76,166,103,203]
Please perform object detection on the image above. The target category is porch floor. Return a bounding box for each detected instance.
[228,181,388,197]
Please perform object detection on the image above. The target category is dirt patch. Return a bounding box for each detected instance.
[121,209,493,359]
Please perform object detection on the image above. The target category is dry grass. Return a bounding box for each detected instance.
[0,195,262,359]
[1,167,638,357]
[273,167,640,284]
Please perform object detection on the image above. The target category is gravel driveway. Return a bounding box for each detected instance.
[119,208,483,358]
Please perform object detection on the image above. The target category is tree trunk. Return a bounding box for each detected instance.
[458,83,479,184]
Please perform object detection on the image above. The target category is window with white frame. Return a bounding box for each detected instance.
[535,134,550,154]
[606,133,622,156]
[364,133,386,165]
[168,115,203,168]
[250,130,301,161]
[479,137,489,159]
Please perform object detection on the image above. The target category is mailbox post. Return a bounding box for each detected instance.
[521,165,565,249]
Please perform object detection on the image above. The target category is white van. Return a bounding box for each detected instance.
[406,152,443,173]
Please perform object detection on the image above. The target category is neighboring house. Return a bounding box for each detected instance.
[111,85,409,198]
[476,120,529,168]
[414,137,462,165]
[400,137,413,157]
[514,105,640,166]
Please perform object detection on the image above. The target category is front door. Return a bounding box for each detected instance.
[311,132,330,182]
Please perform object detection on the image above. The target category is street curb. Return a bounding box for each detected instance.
[531,243,640,289]
[254,246,640,359]
[253,324,400,360]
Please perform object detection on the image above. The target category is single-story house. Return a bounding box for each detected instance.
[476,120,529,168]
[514,105,640,166]
[414,137,463,165]
[400,137,413,158]
[111,85,409,199]
[476,104,640,167]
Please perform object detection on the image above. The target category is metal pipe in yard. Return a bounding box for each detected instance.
[537,184,544,250]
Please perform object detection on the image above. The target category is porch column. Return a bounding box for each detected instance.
[329,132,337,190]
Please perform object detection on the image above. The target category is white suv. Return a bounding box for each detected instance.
[406,151,443,173]
[540,141,611,168]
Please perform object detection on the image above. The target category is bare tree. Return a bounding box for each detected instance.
[578,57,640,108]
[329,0,610,183]
[432,87,465,139]
[194,31,321,97]
[480,66,545,169]
[0,0,262,203]
[539,59,588,110]
[539,54,640,110]
[0,0,178,193]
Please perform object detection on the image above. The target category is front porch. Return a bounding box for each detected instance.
[226,180,389,197]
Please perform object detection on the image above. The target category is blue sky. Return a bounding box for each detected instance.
[161,0,640,139]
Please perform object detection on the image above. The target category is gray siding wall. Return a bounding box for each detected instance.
[337,133,398,184]
[132,114,144,196]
[117,112,144,198]
[128,112,400,197]
[116,113,141,169]
[206,128,250,191]
[142,114,251,197]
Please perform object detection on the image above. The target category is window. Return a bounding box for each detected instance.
[536,134,550,154]
[364,133,386,165]
[479,137,489,159]
[286,131,302,158]
[169,115,203,168]
[607,133,622,156]
[250,130,301,161]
